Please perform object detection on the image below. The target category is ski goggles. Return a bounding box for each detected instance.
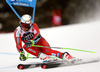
[20,22,30,28]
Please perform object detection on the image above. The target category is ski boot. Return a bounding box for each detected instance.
[62,52,79,63]
[38,53,57,63]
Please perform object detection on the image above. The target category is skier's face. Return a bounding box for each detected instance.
[20,22,31,31]
[20,19,32,32]
[20,22,30,31]
[21,26,29,31]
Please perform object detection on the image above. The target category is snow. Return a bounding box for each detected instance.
[0,21,100,72]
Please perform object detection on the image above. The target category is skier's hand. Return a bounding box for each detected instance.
[25,40,35,48]
[19,51,26,61]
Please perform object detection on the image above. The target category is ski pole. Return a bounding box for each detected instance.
[32,45,96,53]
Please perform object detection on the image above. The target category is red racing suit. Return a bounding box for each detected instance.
[14,23,63,58]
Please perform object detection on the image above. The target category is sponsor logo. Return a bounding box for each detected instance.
[17,37,20,45]
[57,53,60,57]
[29,64,36,68]
[21,32,34,41]
[12,2,29,6]
[28,49,36,53]
[52,53,56,56]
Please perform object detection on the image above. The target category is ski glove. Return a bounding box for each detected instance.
[25,40,35,48]
[19,51,26,61]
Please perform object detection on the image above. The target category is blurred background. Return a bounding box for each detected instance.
[0,0,100,32]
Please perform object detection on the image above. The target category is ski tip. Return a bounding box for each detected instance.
[17,64,23,70]
[41,64,47,69]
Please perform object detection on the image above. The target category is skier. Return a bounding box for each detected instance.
[14,14,75,63]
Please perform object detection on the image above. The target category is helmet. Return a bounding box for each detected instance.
[20,14,32,28]
[21,14,32,24]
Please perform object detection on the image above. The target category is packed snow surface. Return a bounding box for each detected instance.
[0,21,100,72]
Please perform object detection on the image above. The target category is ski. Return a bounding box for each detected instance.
[17,60,62,70]
[17,57,100,70]
[17,63,42,70]
[41,57,100,69]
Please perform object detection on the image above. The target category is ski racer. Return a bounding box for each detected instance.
[14,14,75,63]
